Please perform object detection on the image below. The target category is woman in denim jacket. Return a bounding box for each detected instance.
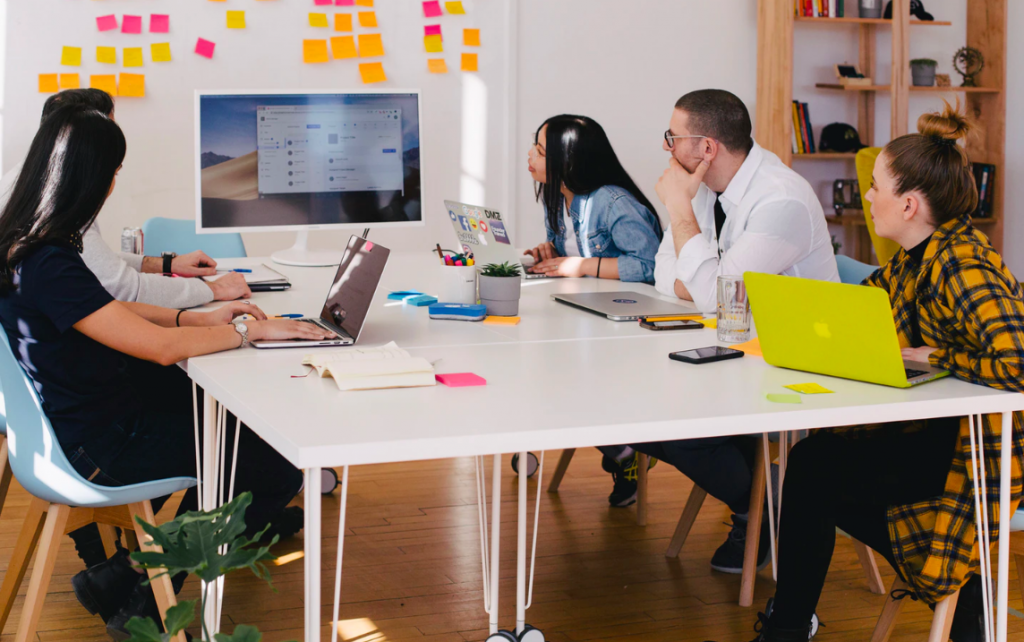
[525,115,662,283]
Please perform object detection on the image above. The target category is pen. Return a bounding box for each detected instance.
[273,314,303,318]
[217,268,252,273]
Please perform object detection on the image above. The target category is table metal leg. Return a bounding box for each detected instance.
[201,393,221,633]
[516,451,528,635]
[997,411,1011,642]
[490,454,501,636]
[330,467,350,642]
[305,467,323,642]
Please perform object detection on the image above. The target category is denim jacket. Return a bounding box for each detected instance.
[545,185,662,283]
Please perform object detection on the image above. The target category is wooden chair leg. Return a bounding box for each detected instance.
[546,448,575,493]
[928,589,960,642]
[129,501,186,642]
[870,577,908,642]
[1015,553,1024,609]
[0,497,48,633]
[0,437,12,522]
[98,524,120,560]
[124,528,140,552]
[15,503,70,642]
[636,453,649,526]
[854,538,887,594]
[739,437,768,607]
[666,486,708,558]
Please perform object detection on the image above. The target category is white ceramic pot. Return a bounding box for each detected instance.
[478,275,521,316]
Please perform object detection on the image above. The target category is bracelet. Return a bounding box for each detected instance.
[176,310,185,327]
[597,257,602,278]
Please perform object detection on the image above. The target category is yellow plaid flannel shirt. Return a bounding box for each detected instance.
[847,216,1024,604]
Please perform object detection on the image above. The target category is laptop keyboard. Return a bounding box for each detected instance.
[299,318,350,340]
[905,368,928,379]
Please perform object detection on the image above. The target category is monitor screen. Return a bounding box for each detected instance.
[196,91,422,233]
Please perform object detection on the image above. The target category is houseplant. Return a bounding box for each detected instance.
[478,262,522,316]
[910,58,938,87]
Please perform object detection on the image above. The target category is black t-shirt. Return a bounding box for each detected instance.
[905,234,932,348]
[0,243,142,447]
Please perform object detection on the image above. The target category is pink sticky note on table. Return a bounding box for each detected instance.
[96,15,118,32]
[195,38,216,59]
[435,373,487,388]
[314,0,333,4]
[122,15,143,34]
[424,24,442,38]
[335,0,355,5]
[423,0,443,17]
[150,14,170,33]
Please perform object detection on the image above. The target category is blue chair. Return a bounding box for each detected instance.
[142,216,247,259]
[0,332,194,641]
[836,254,878,285]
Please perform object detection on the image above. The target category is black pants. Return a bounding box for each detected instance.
[66,361,303,568]
[632,435,757,514]
[770,420,960,629]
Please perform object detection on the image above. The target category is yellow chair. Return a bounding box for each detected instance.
[856,147,902,266]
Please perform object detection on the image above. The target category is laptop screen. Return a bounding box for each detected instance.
[319,235,390,339]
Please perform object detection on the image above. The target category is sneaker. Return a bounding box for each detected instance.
[253,505,305,543]
[710,513,771,574]
[602,453,657,508]
[105,580,192,642]
[738,598,819,642]
[72,548,143,623]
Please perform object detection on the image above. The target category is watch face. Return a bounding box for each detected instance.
[235,323,248,333]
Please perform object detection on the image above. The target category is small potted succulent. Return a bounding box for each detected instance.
[478,262,522,316]
[910,58,938,86]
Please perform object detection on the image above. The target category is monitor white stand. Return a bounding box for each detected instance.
[271,231,343,267]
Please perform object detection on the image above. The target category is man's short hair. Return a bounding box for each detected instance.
[674,89,753,155]
[41,89,115,122]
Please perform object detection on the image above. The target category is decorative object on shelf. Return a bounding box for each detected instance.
[972,163,995,218]
[831,234,842,255]
[832,179,863,213]
[478,262,522,316]
[884,0,934,21]
[859,0,882,19]
[910,58,938,87]
[820,123,866,153]
[953,46,984,87]
[935,73,951,87]
[834,63,872,87]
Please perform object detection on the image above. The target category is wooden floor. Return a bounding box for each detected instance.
[0,449,1021,641]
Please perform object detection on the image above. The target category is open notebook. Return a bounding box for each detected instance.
[301,342,435,391]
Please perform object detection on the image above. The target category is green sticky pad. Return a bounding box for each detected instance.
[766,393,802,404]
[784,383,834,395]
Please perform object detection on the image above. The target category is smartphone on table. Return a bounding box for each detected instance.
[639,319,704,331]
[669,346,744,364]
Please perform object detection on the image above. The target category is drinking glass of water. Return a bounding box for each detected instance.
[717,275,751,343]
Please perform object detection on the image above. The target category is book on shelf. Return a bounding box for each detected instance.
[971,163,995,218]
[796,0,844,17]
[791,101,816,154]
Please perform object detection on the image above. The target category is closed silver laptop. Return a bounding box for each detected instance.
[551,291,695,321]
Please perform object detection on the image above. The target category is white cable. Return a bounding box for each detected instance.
[330,466,350,642]
[191,382,202,514]
[525,451,544,609]
[476,456,491,611]
[228,418,241,503]
[968,415,995,642]
[762,434,778,581]
[976,415,996,642]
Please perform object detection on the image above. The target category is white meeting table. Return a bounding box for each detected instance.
[185,253,1024,642]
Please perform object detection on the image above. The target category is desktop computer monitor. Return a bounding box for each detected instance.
[195,89,423,266]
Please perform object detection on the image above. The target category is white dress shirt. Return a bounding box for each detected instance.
[654,142,839,312]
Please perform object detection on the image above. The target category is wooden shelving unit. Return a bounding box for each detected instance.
[756,0,1007,257]
[794,152,858,160]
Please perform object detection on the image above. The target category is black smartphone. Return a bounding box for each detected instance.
[639,319,704,331]
[669,346,745,364]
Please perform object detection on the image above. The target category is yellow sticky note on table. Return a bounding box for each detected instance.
[151,43,172,63]
[59,73,81,89]
[90,74,118,97]
[119,73,145,98]
[766,393,802,405]
[427,58,447,74]
[483,316,520,326]
[96,47,116,64]
[698,317,717,329]
[61,46,82,67]
[123,47,144,68]
[424,34,443,53]
[38,74,59,93]
[226,11,246,29]
[303,39,330,63]
[463,28,480,46]
[309,13,329,27]
[330,36,357,59]
[355,0,374,6]
[445,1,466,14]
[461,52,478,71]
[334,14,353,31]
[784,383,834,395]
[732,337,762,357]
[357,11,377,27]
[357,33,384,57]
[358,62,387,84]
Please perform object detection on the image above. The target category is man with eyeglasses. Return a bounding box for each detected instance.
[638,89,839,576]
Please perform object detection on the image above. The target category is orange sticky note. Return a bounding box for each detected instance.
[357,11,377,27]
[123,47,144,68]
[427,58,447,74]
[309,13,329,27]
[483,316,520,325]
[226,11,246,29]
[330,36,357,59]
[96,46,117,64]
[61,46,82,67]
[59,73,81,89]
[90,74,118,97]
[733,337,763,357]
[151,43,172,63]
[358,33,384,57]
[119,73,145,98]
[334,13,353,31]
[355,0,374,6]
[461,52,478,72]
[358,62,386,84]
[303,39,330,63]
[38,74,59,93]
[424,34,443,53]
[464,28,480,46]
[445,1,466,14]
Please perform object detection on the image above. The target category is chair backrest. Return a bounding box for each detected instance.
[836,255,877,285]
[855,147,901,266]
[142,217,247,259]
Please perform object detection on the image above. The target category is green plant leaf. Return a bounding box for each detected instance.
[163,600,197,637]
[480,261,521,277]
[214,624,264,642]
[123,616,169,642]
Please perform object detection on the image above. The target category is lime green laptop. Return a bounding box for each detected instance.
[744,272,949,388]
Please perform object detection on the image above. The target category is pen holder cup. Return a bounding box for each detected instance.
[439,265,478,305]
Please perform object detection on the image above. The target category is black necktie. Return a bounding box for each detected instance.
[714,192,727,239]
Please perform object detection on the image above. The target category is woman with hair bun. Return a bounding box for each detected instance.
[719,102,1024,642]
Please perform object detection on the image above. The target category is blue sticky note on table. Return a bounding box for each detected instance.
[388,290,422,300]
[405,294,438,307]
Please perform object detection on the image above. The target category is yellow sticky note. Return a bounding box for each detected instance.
[766,393,802,405]
[358,11,377,27]
[123,47,144,68]
[698,317,717,329]
[784,383,834,395]
[96,46,117,64]
[445,1,466,14]
[732,337,762,357]
[151,43,172,63]
[119,73,145,98]
[424,34,443,53]
[355,0,374,6]
[334,13,353,31]
[358,62,387,84]
[358,33,384,57]
[309,13,329,27]
[427,58,448,74]
[90,74,118,97]
[303,39,330,63]
[61,46,82,67]
[226,11,246,29]
[38,74,59,93]
[461,52,478,72]
[463,28,480,46]
[330,36,357,59]
[483,316,520,326]
[59,73,81,89]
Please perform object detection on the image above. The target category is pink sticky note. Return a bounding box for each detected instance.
[335,0,355,5]
[435,373,487,388]
[424,24,442,39]
[96,15,118,32]
[423,0,442,17]
[195,38,216,59]
[314,0,333,4]
[122,15,142,34]
[150,14,170,33]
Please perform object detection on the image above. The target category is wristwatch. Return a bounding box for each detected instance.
[162,251,177,274]
[233,321,250,349]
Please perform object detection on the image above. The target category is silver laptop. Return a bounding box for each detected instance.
[552,291,696,322]
[444,199,558,279]
[252,236,390,349]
